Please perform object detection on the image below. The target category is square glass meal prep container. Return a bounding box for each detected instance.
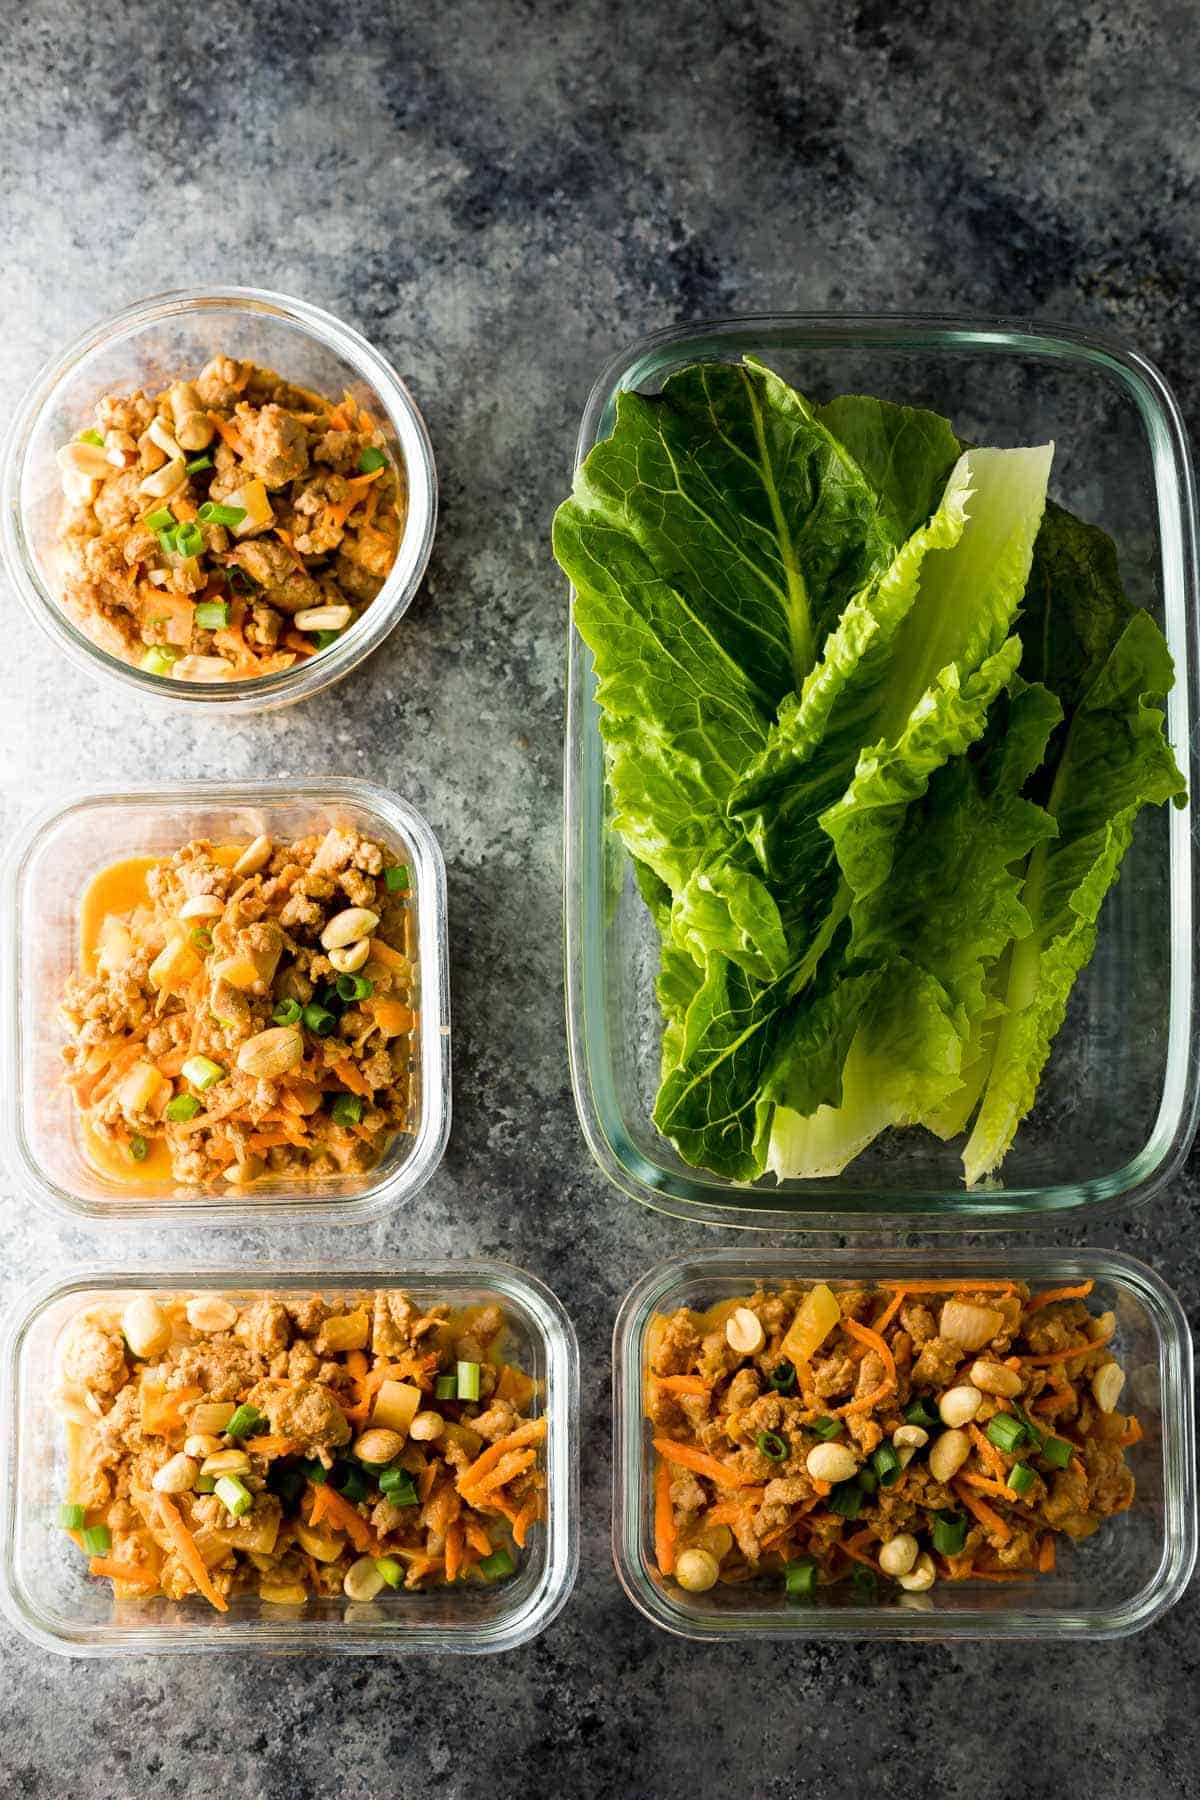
[563,314,1200,1229]
[0,1260,578,1657]
[613,1248,1196,1642]
[1,778,450,1226]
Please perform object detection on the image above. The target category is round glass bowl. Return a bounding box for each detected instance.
[0,286,437,714]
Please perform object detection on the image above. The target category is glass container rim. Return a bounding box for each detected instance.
[0,1257,579,1656]
[563,310,1200,1231]
[612,1245,1197,1641]
[1,776,451,1226]
[0,284,438,714]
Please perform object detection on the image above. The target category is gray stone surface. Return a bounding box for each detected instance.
[1,1,1198,1795]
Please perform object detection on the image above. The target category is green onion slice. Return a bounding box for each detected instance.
[174,520,204,558]
[378,1469,418,1507]
[298,1458,329,1486]
[79,427,105,447]
[302,1003,336,1038]
[145,507,175,531]
[224,1403,265,1440]
[194,600,230,631]
[215,1474,253,1519]
[828,1481,863,1520]
[186,453,214,473]
[932,1509,969,1556]
[903,1398,940,1430]
[140,646,180,676]
[767,1362,796,1394]
[164,1093,203,1123]
[375,1556,404,1589]
[330,1092,363,1127]
[182,1054,224,1090]
[1041,1435,1073,1470]
[358,446,386,473]
[384,864,410,893]
[272,998,303,1026]
[1006,1462,1036,1497]
[784,1556,818,1600]
[335,973,373,1002]
[986,1413,1027,1456]
[81,1525,111,1555]
[58,1503,86,1530]
[190,926,214,952]
[871,1443,903,1487]
[194,1474,216,1495]
[128,1136,148,1163]
[809,1416,843,1442]
[456,1361,482,1402]
[198,500,247,526]
[1010,1402,1045,1451]
[333,1463,369,1502]
[756,1429,788,1463]
[856,1467,879,1496]
[477,1547,515,1581]
[435,1374,457,1400]
[312,629,341,650]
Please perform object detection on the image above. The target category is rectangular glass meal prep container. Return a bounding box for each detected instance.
[613,1248,1196,1642]
[563,314,1200,1230]
[0,1260,578,1657]
[2,778,450,1226]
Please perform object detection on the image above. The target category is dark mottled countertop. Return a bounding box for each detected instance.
[1,2,1198,1795]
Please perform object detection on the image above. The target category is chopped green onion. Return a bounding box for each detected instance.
[872,1443,903,1488]
[903,1398,940,1430]
[333,1463,369,1502]
[932,1510,969,1556]
[312,629,341,650]
[271,998,303,1026]
[194,1473,216,1495]
[174,521,204,558]
[128,1136,148,1163]
[852,1566,878,1598]
[186,453,213,473]
[79,427,105,447]
[156,526,178,556]
[384,864,410,893]
[330,1093,363,1128]
[164,1093,202,1123]
[809,1416,843,1442]
[215,1474,253,1519]
[140,646,180,676]
[298,1458,329,1486]
[784,1555,818,1600]
[1041,1435,1073,1471]
[302,1002,336,1038]
[435,1374,457,1400]
[767,1362,796,1394]
[335,973,373,1002]
[198,500,247,526]
[268,1463,305,1509]
[856,1467,879,1496]
[315,985,344,1015]
[1010,1402,1045,1451]
[378,1469,418,1507]
[182,1054,224,1090]
[477,1547,515,1581]
[81,1525,111,1555]
[190,926,214,952]
[1006,1462,1036,1497]
[456,1361,482,1402]
[145,506,175,531]
[756,1429,788,1463]
[375,1556,404,1589]
[224,1404,265,1440]
[358,446,386,474]
[58,1503,86,1530]
[986,1414,1027,1456]
[828,1481,863,1520]
[194,600,230,631]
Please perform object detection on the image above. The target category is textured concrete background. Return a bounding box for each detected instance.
[1,1,1199,1795]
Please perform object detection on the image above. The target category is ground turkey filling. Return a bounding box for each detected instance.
[646,1278,1139,1600]
[59,827,418,1187]
[55,356,404,680]
[59,1289,546,1609]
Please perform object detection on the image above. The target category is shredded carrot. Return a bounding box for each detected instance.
[1119,1415,1143,1447]
[242,1435,296,1458]
[88,1036,155,1103]
[328,467,384,530]
[367,938,408,974]
[650,1436,754,1489]
[705,1493,766,1525]
[836,1377,895,1418]
[513,1494,542,1549]
[654,1375,710,1397]
[1018,1330,1113,1366]
[458,1416,547,1491]
[877,1281,1019,1299]
[1038,1536,1056,1573]
[1070,1455,1087,1482]
[654,1460,676,1576]
[954,1480,1012,1545]
[495,1364,537,1410]
[1025,1280,1095,1313]
[417,1460,439,1502]
[969,1423,1012,1486]
[1032,1388,1077,1416]
[444,1519,465,1584]
[464,1520,493,1558]
[959,1470,1020,1502]
[838,1532,881,1574]
[89,1556,159,1588]
[810,1477,833,1497]
[840,1316,896,1385]
[141,1383,202,1437]
[282,630,316,657]
[153,1495,228,1613]
[331,1058,372,1099]
[871,1289,907,1334]
[758,1516,801,1553]
[467,1450,536,1501]
[207,410,248,457]
[308,1481,379,1554]
[405,1554,443,1587]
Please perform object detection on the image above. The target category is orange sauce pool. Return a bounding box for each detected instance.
[76,846,242,1185]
